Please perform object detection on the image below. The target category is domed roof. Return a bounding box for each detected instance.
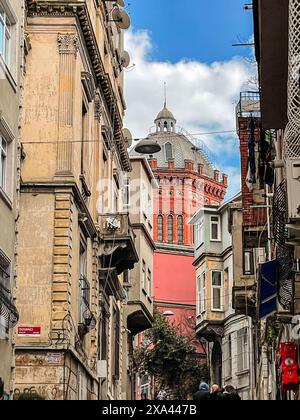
[155,105,176,122]
[131,131,215,178]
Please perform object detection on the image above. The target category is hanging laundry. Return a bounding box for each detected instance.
[248,118,256,175]
[246,159,254,192]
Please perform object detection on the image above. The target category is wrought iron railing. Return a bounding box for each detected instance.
[273,180,295,311]
[78,276,96,337]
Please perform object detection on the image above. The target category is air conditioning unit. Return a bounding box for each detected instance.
[97,360,107,379]
[286,158,300,221]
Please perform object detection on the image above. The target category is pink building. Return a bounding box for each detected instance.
[132,105,227,341]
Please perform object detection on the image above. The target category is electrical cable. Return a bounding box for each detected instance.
[20,129,238,145]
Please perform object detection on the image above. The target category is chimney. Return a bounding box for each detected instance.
[185,160,194,172]
[168,159,175,170]
[198,163,204,176]
[222,173,228,187]
[148,157,157,170]
[214,170,220,182]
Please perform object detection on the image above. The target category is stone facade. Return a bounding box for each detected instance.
[14,0,135,400]
[0,0,24,399]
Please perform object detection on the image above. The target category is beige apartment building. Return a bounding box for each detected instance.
[0,0,23,399]
[14,0,136,400]
[121,156,156,400]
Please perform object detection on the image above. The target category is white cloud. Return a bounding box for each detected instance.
[124,30,254,197]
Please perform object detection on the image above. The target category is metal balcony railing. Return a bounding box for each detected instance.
[0,268,19,330]
[236,91,261,119]
[78,275,96,337]
[273,180,295,311]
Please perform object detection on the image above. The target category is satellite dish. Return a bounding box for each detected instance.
[120,51,130,68]
[112,8,131,30]
[122,128,133,148]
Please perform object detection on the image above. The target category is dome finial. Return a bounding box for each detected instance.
[164,81,167,108]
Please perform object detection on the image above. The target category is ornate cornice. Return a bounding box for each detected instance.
[26,0,131,172]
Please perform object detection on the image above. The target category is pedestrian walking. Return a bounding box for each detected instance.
[193,382,211,401]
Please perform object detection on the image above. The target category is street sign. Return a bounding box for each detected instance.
[17,327,41,337]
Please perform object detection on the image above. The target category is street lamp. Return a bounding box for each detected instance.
[162,310,175,317]
[134,138,161,155]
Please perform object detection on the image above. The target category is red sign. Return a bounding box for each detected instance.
[18,327,41,337]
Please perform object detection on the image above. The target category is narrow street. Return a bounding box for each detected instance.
[0,0,299,402]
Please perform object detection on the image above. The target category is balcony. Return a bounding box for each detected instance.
[98,213,139,275]
[196,316,224,342]
[78,276,96,338]
[236,91,261,119]
[0,267,19,334]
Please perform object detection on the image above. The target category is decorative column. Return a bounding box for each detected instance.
[56,33,79,175]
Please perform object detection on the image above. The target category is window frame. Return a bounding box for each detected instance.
[123,176,130,210]
[0,135,7,191]
[142,260,147,292]
[244,250,254,275]
[147,269,152,298]
[224,334,232,380]
[164,142,173,161]
[177,215,184,244]
[210,215,221,242]
[211,270,223,312]
[197,275,201,316]
[202,272,206,313]
[0,6,12,66]
[237,328,249,373]
[157,215,164,242]
[167,215,174,243]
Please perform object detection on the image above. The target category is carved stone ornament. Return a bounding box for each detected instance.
[94,91,103,122]
[57,33,79,56]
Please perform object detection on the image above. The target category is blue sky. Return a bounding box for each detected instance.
[124,1,255,198]
[126,0,253,64]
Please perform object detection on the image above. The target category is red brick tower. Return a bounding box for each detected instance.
[132,104,227,336]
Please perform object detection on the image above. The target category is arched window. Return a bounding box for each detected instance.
[177,215,184,244]
[157,215,164,242]
[164,121,168,132]
[168,215,174,243]
[165,142,173,161]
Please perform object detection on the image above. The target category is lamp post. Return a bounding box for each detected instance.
[134,138,161,155]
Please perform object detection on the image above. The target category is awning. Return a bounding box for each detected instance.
[258,260,278,319]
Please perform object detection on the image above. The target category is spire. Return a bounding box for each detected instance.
[164,81,167,108]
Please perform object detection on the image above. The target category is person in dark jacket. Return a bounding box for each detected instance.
[0,378,4,401]
[218,385,241,401]
[210,384,222,401]
[193,382,211,401]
